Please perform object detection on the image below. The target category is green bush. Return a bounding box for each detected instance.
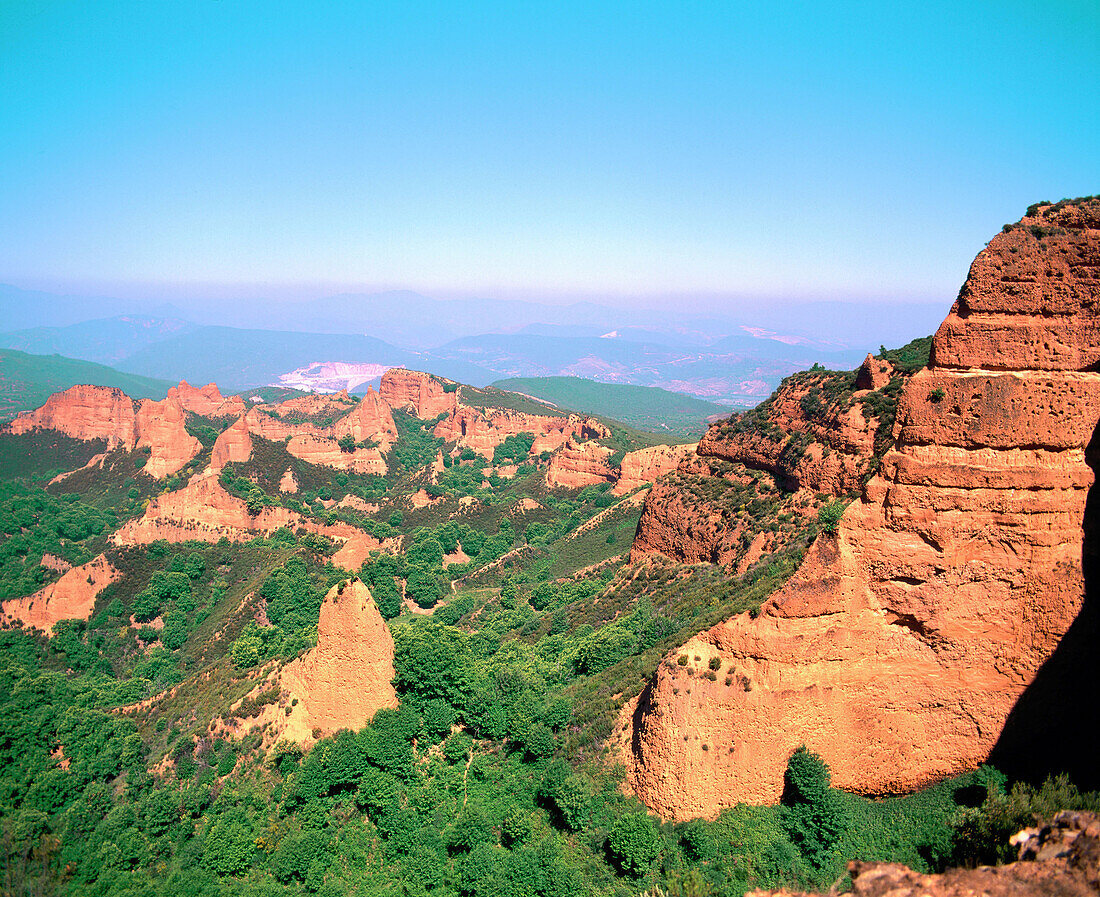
[608,811,662,875]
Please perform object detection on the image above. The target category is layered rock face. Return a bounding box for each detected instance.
[545,438,616,488]
[111,470,298,544]
[8,385,202,477]
[698,355,891,495]
[619,198,1100,820]
[630,355,911,570]
[433,406,605,461]
[9,385,139,446]
[332,386,398,449]
[210,416,253,471]
[167,380,245,418]
[614,443,698,495]
[284,434,387,475]
[1,554,120,633]
[380,368,458,419]
[135,396,201,478]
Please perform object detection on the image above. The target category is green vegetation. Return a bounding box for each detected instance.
[0,348,173,421]
[0,357,1093,897]
[876,335,933,373]
[0,482,117,599]
[490,376,733,437]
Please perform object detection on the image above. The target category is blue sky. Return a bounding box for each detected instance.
[0,1,1096,310]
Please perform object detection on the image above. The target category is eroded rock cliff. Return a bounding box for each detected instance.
[168,380,245,418]
[223,579,398,748]
[545,438,617,489]
[8,385,202,478]
[8,385,139,447]
[1,554,120,634]
[614,443,698,495]
[618,197,1100,820]
[380,369,458,419]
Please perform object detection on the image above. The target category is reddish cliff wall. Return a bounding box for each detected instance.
[8,385,139,447]
[1,554,120,634]
[380,369,458,419]
[618,198,1100,820]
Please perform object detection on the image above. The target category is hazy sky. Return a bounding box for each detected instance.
[0,1,1096,308]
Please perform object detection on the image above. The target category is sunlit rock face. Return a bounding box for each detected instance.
[618,198,1100,820]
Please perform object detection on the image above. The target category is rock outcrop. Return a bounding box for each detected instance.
[619,197,1100,820]
[235,580,398,748]
[111,470,299,544]
[167,380,245,418]
[135,396,202,478]
[546,438,617,488]
[1,554,120,633]
[380,369,458,419]
[432,406,607,461]
[698,358,893,496]
[332,386,398,450]
[8,385,138,447]
[751,811,1100,897]
[111,469,391,567]
[210,416,253,471]
[614,443,698,495]
[285,434,388,475]
[8,385,202,478]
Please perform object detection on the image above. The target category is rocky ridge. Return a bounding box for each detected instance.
[8,386,201,478]
[618,197,1100,820]
[629,352,918,572]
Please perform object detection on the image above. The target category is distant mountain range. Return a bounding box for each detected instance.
[0,282,946,404]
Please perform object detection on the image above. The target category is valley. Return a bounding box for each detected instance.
[0,199,1098,896]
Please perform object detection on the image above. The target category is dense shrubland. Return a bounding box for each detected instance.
[0,349,1094,896]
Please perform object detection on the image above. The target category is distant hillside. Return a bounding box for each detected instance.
[491,375,737,436]
[115,326,497,393]
[0,349,173,420]
[441,332,864,405]
[0,315,197,366]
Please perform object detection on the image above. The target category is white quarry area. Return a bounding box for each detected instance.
[273,361,399,393]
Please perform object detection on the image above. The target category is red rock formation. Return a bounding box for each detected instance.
[546,438,616,488]
[8,385,201,478]
[111,470,299,544]
[329,528,396,571]
[854,354,892,390]
[8,385,138,446]
[111,470,390,570]
[278,468,298,493]
[618,198,1100,820]
[434,405,609,461]
[39,553,72,574]
[168,380,245,418]
[614,443,698,495]
[285,434,387,475]
[698,363,891,496]
[274,580,397,745]
[210,416,253,471]
[332,386,398,449]
[380,369,458,419]
[273,390,357,419]
[243,407,329,441]
[629,456,802,568]
[2,555,120,634]
[135,396,201,478]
